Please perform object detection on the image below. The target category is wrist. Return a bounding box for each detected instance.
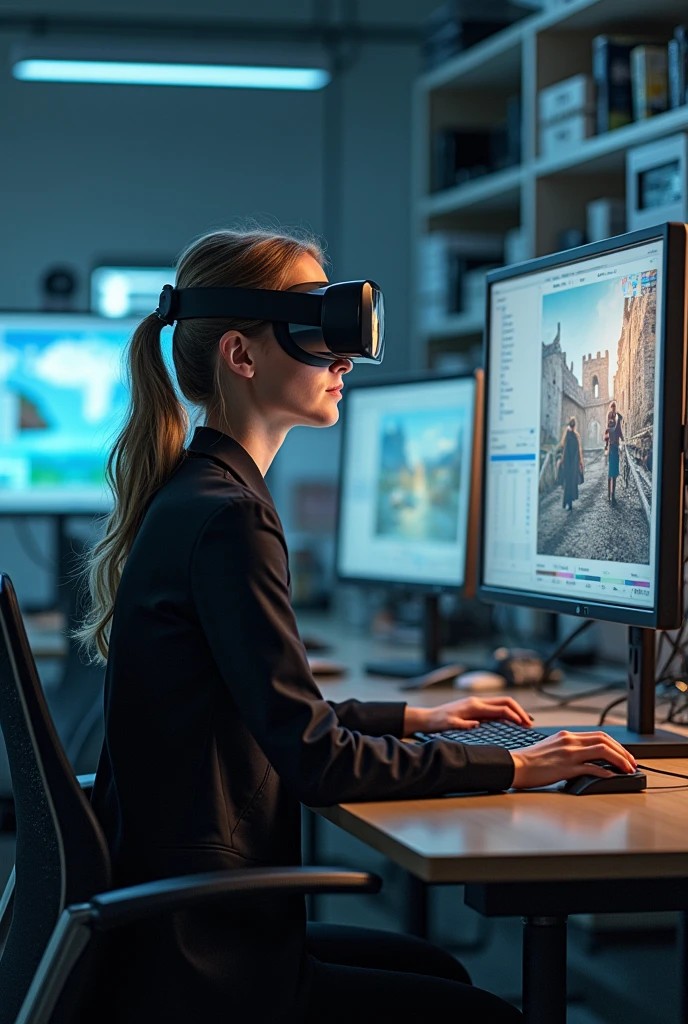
[402,706,432,736]
[510,751,525,786]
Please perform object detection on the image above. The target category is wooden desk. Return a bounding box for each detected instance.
[300,613,688,1024]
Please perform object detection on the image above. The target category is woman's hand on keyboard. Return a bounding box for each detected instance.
[407,696,533,735]
[510,731,638,789]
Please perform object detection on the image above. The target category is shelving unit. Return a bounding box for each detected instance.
[412,0,688,368]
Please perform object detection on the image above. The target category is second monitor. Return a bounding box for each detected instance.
[480,222,688,755]
[336,371,482,677]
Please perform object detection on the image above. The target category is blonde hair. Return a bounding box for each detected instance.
[76,228,323,661]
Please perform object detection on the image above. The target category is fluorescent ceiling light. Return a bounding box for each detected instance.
[13,59,330,91]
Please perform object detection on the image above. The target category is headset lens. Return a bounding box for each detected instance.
[369,284,384,359]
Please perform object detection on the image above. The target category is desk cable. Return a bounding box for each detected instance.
[636,764,688,781]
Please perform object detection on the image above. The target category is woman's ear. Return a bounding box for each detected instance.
[219,331,255,379]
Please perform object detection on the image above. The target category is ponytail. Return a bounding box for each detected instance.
[74,314,188,661]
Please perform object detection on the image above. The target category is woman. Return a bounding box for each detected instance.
[605,405,624,504]
[80,229,636,1022]
[559,417,584,511]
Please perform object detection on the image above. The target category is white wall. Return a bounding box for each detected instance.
[0,7,421,605]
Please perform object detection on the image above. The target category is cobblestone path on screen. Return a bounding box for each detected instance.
[536,449,651,565]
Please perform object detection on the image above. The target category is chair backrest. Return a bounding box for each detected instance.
[0,574,111,1024]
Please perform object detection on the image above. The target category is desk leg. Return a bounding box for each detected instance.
[406,873,429,939]
[303,809,320,922]
[522,916,567,1024]
[679,910,688,1024]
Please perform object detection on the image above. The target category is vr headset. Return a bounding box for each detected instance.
[155,279,384,367]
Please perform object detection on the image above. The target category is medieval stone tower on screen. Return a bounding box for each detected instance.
[581,350,610,448]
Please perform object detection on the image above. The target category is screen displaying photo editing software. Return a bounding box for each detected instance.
[483,237,663,613]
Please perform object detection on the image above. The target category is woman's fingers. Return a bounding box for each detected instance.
[555,730,636,767]
[570,763,615,780]
[582,731,637,767]
[480,697,533,725]
[583,744,635,773]
[467,704,524,726]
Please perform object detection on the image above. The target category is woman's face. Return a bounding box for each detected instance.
[247,253,353,430]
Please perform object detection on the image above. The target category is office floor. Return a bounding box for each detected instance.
[311,815,679,1024]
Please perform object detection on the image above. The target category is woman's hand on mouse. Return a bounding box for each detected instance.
[510,731,637,789]
[404,696,533,735]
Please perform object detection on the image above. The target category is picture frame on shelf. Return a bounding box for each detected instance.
[626,132,688,230]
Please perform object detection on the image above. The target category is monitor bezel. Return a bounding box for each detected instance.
[335,369,482,596]
[478,222,687,630]
[0,309,140,516]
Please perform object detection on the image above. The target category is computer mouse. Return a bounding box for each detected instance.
[454,671,507,693]
[562,769,646,795]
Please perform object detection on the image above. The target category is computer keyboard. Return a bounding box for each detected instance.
[414,720,549,751]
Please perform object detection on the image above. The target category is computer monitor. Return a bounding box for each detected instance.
[479,222,688,754]
[336,372,483,677]
[91,266,172,318]
[0,312,140,513]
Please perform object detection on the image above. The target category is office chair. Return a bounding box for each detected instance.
[0,573,381,1024]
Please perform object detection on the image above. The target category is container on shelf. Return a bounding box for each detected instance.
[539,113,596,159]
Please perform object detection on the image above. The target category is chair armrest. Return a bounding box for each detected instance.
[76,773,96,798]
[89,867,381,931]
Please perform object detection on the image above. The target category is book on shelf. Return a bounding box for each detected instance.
[431,97,521,191]
[423,1,525,70]
[593,35,650,134]
[418,231,503,325]
[668,26,688,109]
[631,45,668,120]
[432,128,493,191]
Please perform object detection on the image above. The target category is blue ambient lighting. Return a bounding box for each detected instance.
[13,59,331,91]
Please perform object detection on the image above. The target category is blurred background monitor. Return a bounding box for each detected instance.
[0,313,140,513]
[336,372,482,677]
[91,265,172,319]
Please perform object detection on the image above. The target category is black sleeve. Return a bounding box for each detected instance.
[328,699,407,738]
[190,499,514,806]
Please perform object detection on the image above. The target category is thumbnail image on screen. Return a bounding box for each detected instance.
[337,376,476,588]
[538,268,656,565]
[0,314,139,511]
[375,408,465,544]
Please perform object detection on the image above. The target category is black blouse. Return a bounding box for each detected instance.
[91,426,513,1023]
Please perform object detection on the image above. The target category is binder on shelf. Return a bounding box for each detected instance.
[631,45,669,120]
[669,26,688,109]
[593,35,638,134]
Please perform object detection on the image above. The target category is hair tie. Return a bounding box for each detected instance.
[155,284,176,326]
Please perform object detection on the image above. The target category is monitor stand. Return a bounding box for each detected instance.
[546,627,688,758]
[365,594,465,680]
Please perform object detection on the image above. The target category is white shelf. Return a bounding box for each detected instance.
[419,166,523,218]
[412,0,688,366]
[422,313,485,340]
[535,106,688,177]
